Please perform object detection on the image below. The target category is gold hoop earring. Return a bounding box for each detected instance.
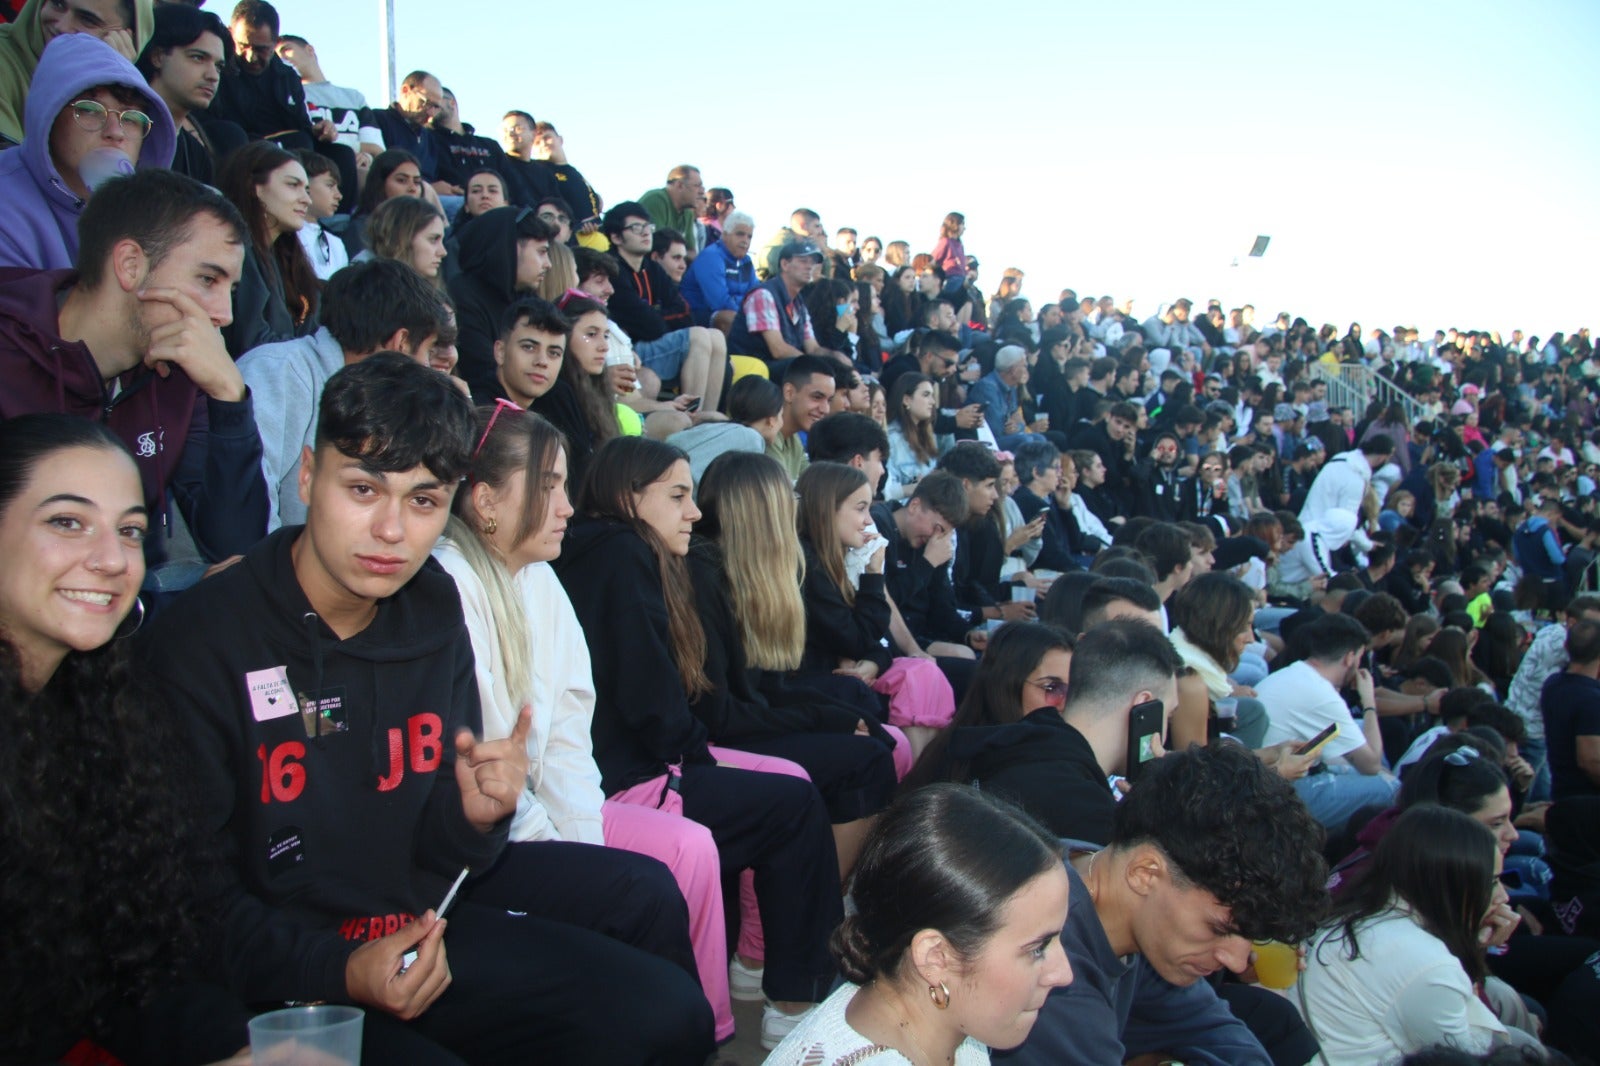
[928,981,950,1010]
[483,517,497,536]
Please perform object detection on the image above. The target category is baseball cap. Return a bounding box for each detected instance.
[779,239,824,262]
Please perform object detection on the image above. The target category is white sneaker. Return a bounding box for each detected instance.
[728,955,764,1001]
[760,1002,813,1051]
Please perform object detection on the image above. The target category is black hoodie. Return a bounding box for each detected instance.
[447,206,527,404]
[946,708,1114,844]
[688,538,870,741]
[139,527,505,1004]
[552,517,714,793]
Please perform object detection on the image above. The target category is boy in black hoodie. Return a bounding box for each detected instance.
[142,355,711,1063]
[448,206,556,404]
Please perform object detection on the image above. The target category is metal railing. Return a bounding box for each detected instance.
[1305,362,1429,425]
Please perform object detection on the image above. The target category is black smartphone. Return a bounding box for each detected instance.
[684,397,702,413]
[1294,721,1340,759]
[1123,699,1164,783]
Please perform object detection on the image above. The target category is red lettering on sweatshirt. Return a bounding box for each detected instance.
[377,727,406,792]
[377,713,445,791]
[256,741,307,804]
[336,912,415,942]
[409,712,443,772]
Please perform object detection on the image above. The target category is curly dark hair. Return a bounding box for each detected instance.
[0,640,208,1056]
[1111,743,1329,942]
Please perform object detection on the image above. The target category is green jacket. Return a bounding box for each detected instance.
[637,187,698,254]
[0,0,157,145]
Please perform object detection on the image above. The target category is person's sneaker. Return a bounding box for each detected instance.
[760,1002,813,1051]
[728,955,764,1001]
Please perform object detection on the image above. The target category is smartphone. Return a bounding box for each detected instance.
[1294,722,1340,759]
[1123,699,1164,783]
[579,215,603,229]
[400,866,470,974]
[683,396,702,413]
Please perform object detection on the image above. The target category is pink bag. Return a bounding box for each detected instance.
[871,656,956,729]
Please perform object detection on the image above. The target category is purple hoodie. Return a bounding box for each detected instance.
[0,33,175,270]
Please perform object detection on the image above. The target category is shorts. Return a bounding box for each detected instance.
[636,329,693,380]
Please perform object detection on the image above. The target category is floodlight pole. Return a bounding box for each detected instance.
[379,0,396,103]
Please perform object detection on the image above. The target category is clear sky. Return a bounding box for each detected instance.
[267,0,1597,339]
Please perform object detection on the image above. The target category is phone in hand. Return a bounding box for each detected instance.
[1294,722,1340,760]
[683,396,702,413]
[1123,699,1164,783]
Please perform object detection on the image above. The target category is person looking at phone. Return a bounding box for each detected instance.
[1256,612,1399,830]
[0,167,269,572]
[968,345,1049,451]
[937,443,1035,623]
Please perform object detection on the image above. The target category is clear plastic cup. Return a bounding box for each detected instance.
[248,1005,364,1066]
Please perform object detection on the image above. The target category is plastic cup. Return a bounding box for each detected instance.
[1251,940,1300,990]
[249,1005,364,1066]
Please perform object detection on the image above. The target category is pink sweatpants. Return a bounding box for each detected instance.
[604,789,733,1039]
[606,747,810,1038]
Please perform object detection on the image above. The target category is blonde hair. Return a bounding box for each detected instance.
[540,241,578,301]
[696,453,806,670]
[795,462,870,606]
[446,407,571,712]
[441,516,533,710]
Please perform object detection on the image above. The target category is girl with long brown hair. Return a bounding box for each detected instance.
[794,463,957,766]
[215,140,319,355]
[552,436,844,1050]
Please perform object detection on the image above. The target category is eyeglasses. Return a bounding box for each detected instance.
[622,222,655,235]
[474,398,523,459]
[1025,676,1069,706]
[537,210,571,226]
[68,99,152,138]
[1443,745,1481,767]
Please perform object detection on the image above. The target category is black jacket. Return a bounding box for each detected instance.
[1131,458,1183,523]
[608,252,690,344]
[534,160,601,222]
[878,501,973,645]
[689,539,870,740]
[209,56,313,141]
[552,517,713,793]
[798,537,893,674]
[529,378,599,488]
[447,207,528,403]
[948,708,1114,844]
[953,518,1007,608]
[139,528,504,1004]
[431,126,516,193]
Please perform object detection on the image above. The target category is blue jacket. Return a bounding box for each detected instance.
[1474,448,1498,499]
[967,370,1019,439]
[1514,515,1565,580]
[680,239,754,323]
[998,863,1272,1066]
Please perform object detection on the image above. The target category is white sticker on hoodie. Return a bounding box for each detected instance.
[247,665,297,722]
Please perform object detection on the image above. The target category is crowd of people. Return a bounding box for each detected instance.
[1,1,1599,1065]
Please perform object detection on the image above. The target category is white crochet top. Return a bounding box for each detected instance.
[764,983,991,1065]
